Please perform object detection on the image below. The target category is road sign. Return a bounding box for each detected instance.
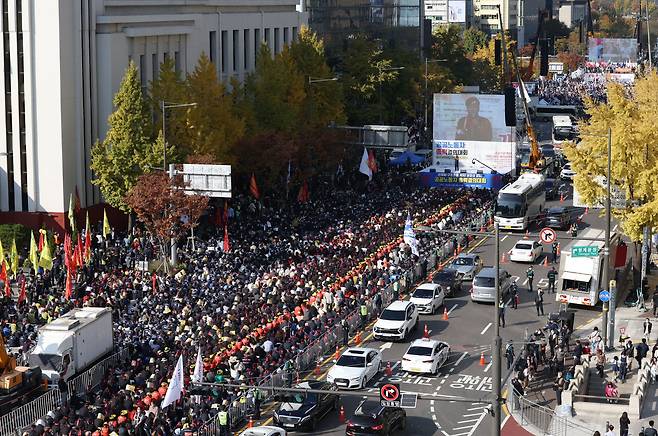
[599,290,610,302]
[400,392,418,409]
[380,383,401,407]
[572,246,600,257]
[539,228,557,244]
[176,164,232,198]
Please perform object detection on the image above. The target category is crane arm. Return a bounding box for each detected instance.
[0,334,16,374]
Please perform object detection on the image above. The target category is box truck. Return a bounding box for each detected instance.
[28,307,113,383]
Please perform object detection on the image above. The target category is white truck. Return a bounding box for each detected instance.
[28,307,113,383]
[555,228,620,307]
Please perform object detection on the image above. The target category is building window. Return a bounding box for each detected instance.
[221,31,227,73]
[265,28,270,48]
[3,0,13,211]
[243,29,249,70]
[174,51,180,74]
[210,31,217,64]
[16,0,27,211]
[164,52,169,62]
[292,27,298,40]
[232,30,239,71]
[152,53,159,81]
[284,27,289,45]
[274,28,280,54]
[139,55,147,95]
[254,28,261,60]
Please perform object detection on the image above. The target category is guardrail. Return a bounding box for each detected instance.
[67,348,130,397]
[0,388,62,436]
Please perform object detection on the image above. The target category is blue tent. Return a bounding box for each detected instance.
[389,151,424,166]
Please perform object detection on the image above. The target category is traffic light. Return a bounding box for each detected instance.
[540,39,549,76]
[504,86,516,127]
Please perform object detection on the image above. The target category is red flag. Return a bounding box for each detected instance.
[64,270,72,300]
[38,230,44,252]
[4,278,9,299]
[74,186,82,214]
[0,262,7,283]
[70,245,78,275]
[223,200,229,223]
[152,273,157,294]
[76,233,84,266]
[368,150,378,173]
[297,180,310,203]
[223,225,230,252]
[249,173,260,200]
[17,276,25,305]
[84,229,91,263]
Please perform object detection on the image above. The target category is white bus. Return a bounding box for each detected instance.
[494,173,546,231]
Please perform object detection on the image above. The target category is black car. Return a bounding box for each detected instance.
[544,206,571,230]
[432,268,462,297]
[346,400,406,435]
[545,178,560,201]
[273,381,339,431]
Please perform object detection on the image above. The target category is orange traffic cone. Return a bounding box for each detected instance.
[480,225,485,232]
[314,361,321,376]
[248,417,254,428]
[339,405,346,423]
[385,361,393,376]
[443,307,449,320]
[296,373,301,385]
[334,345,340,361]
[556,243,561,257]
[480,352,486,366]
[453,248,457,257]
[423,324,430,339]
[560,193,565,202]
[355,331,362,345]
[457,244,462,254]
[501,253,508,264]
[524,230,529,239]
[543,256,549,267]
[585,207,589,215]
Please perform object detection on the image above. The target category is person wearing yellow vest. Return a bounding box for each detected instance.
[218,407,229,436]
[360,303,368,329]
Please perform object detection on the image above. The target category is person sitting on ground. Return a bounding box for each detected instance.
[605,381,619,403]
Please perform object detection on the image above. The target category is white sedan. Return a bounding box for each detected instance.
[401,339,450,375]
[326,347,382,389]
[241,426,288,436]
[509,240,543,263]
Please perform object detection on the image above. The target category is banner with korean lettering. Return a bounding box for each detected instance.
[418,170,504,190]
[432,140,515,174]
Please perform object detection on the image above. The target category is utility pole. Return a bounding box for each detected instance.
[492,222,502,436]
[602,127,612,349]
[647,0,652,70]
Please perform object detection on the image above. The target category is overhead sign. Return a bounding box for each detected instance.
[380,383,401,407]
[418,170,504,190]
[548,62,564,73]
[588,37,637,63]
[400,392,418,409]
[539,228,557,244]
[572,246,599,257]
[177,164,232,198]
[599,290,610,302]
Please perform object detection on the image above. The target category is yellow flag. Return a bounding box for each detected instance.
[29,232,38,273]
[103,209,111,238]
[0,240,4,265]
[68,193,75,232]
[38,236,53,271]
[10,239,17,277]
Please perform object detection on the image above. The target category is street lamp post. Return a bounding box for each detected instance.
[424,59,448,135]
[160,100,197,266]
[378,66,405,123]
[492,222,502,436]
[308,77,339,84]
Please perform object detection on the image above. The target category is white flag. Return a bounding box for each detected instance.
[359,147,373,180]
[193,347,203,383]
[517,78,531,104]
[403,213,419,256]
[161,355,184,409]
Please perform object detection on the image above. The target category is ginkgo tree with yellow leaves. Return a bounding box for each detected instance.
[562,72,658,241]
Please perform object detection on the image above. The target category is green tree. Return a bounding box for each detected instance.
[91,62,161,211]
[186,53,245,163]
[563,74,658,241]
[471,38,504,92]
[149,57,188,161]
[463,27,489,55]
[430,25,473,87]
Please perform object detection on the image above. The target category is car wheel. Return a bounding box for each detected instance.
[432,364,439,376]
[310,416,318,431]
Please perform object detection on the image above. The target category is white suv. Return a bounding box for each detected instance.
[373,301,419,341]
[410,283,445,314]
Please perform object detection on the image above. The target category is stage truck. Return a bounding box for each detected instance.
[556,228,621,307]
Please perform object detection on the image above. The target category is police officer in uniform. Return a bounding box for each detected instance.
[360,302,368,329]
[547,267,557,294]
[551,241,559,263]
[526,266,535,293]
[218,407,229,436]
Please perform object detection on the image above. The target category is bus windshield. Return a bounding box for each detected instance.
[495,194,525,218]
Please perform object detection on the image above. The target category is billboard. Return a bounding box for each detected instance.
[587,38,637,63]
[418,170,504,190]
[432,93,515,174]
[448,0,466,22]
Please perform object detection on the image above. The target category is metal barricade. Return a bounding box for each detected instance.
[67,348,129,396]
[0,388,62,436]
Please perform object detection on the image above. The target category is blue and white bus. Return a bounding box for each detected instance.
[494,173,546,231]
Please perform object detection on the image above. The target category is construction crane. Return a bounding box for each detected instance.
[0,334,47,414]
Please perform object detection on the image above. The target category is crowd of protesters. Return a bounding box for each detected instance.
[3,169,493,435]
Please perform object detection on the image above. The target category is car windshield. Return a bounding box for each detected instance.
[453,257,473,266]
[28,354,62,372]
[514,243,532,250]
[355,401,382,418]
[434,271,454,282]
[413,288,435,298]
[407,346,433,356]
[495,194,524,218]
[542,149,556,158]
[281,392,317,404]
[336,355,366,367]
[380,309,406,321]
[474,276,495,288]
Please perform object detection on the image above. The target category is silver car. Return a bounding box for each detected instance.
[471,267,512,303]
[450,254,483,281]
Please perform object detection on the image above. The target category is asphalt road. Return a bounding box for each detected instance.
[241,123,612,436]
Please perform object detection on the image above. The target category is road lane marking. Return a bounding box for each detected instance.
[480,323,492,335]
[463,413,484,417]
[501,235,509,241]
[448,303,459,314]
[458,419,481,424]
[379,342,392,350]
[613,224,618,231]
[466,412,488,436]
[467,406,488,411]
[522,278,529,285]
[483,362,492,372]
[454,351,468,367]
[501,413,511,428]
[454,425,476,430]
